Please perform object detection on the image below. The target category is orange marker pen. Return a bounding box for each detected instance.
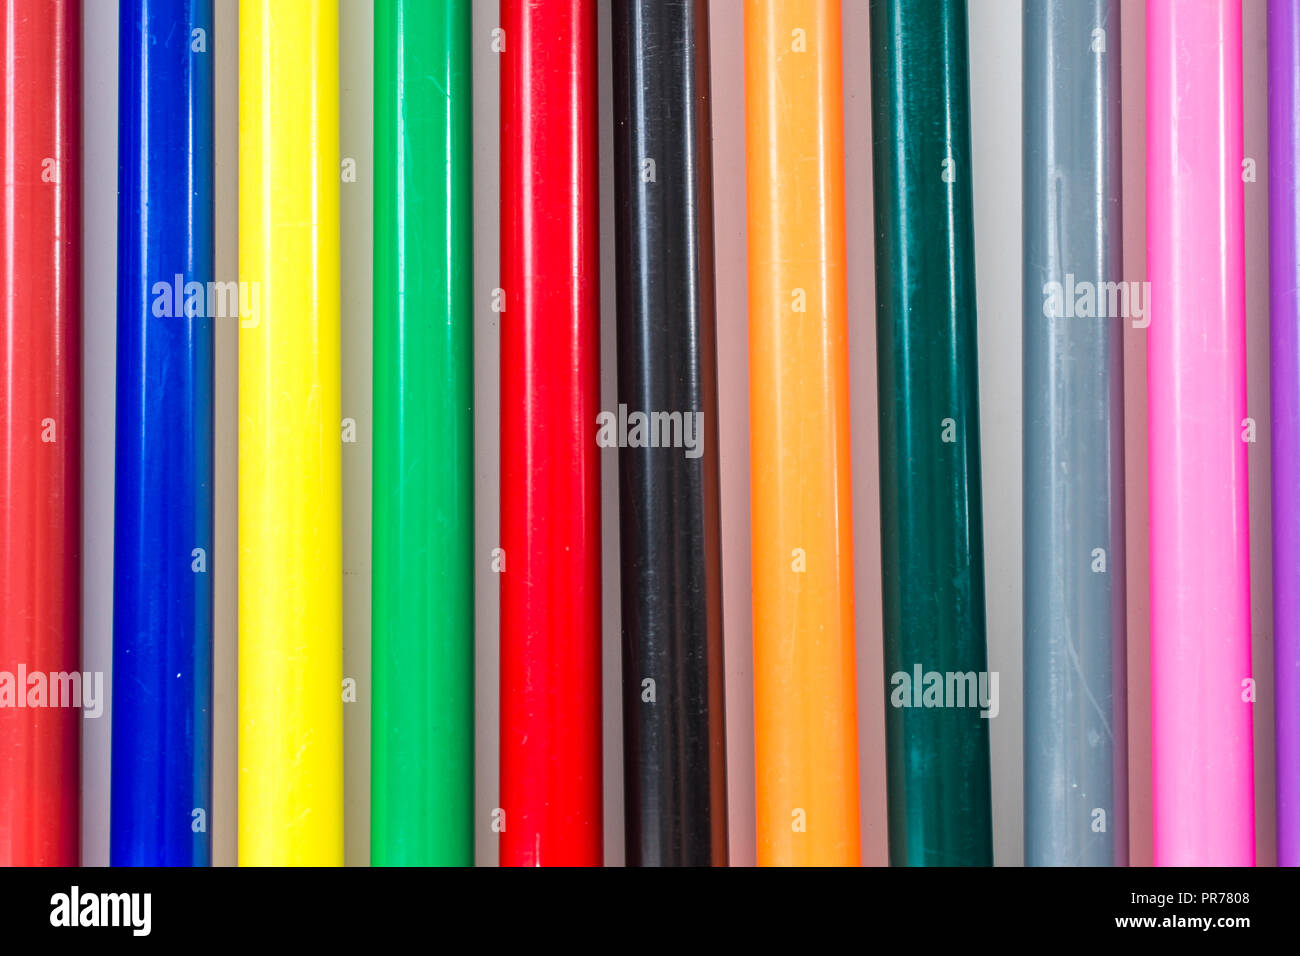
[744,0,860,867]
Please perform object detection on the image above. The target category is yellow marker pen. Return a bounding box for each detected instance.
[237,0,343,866]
